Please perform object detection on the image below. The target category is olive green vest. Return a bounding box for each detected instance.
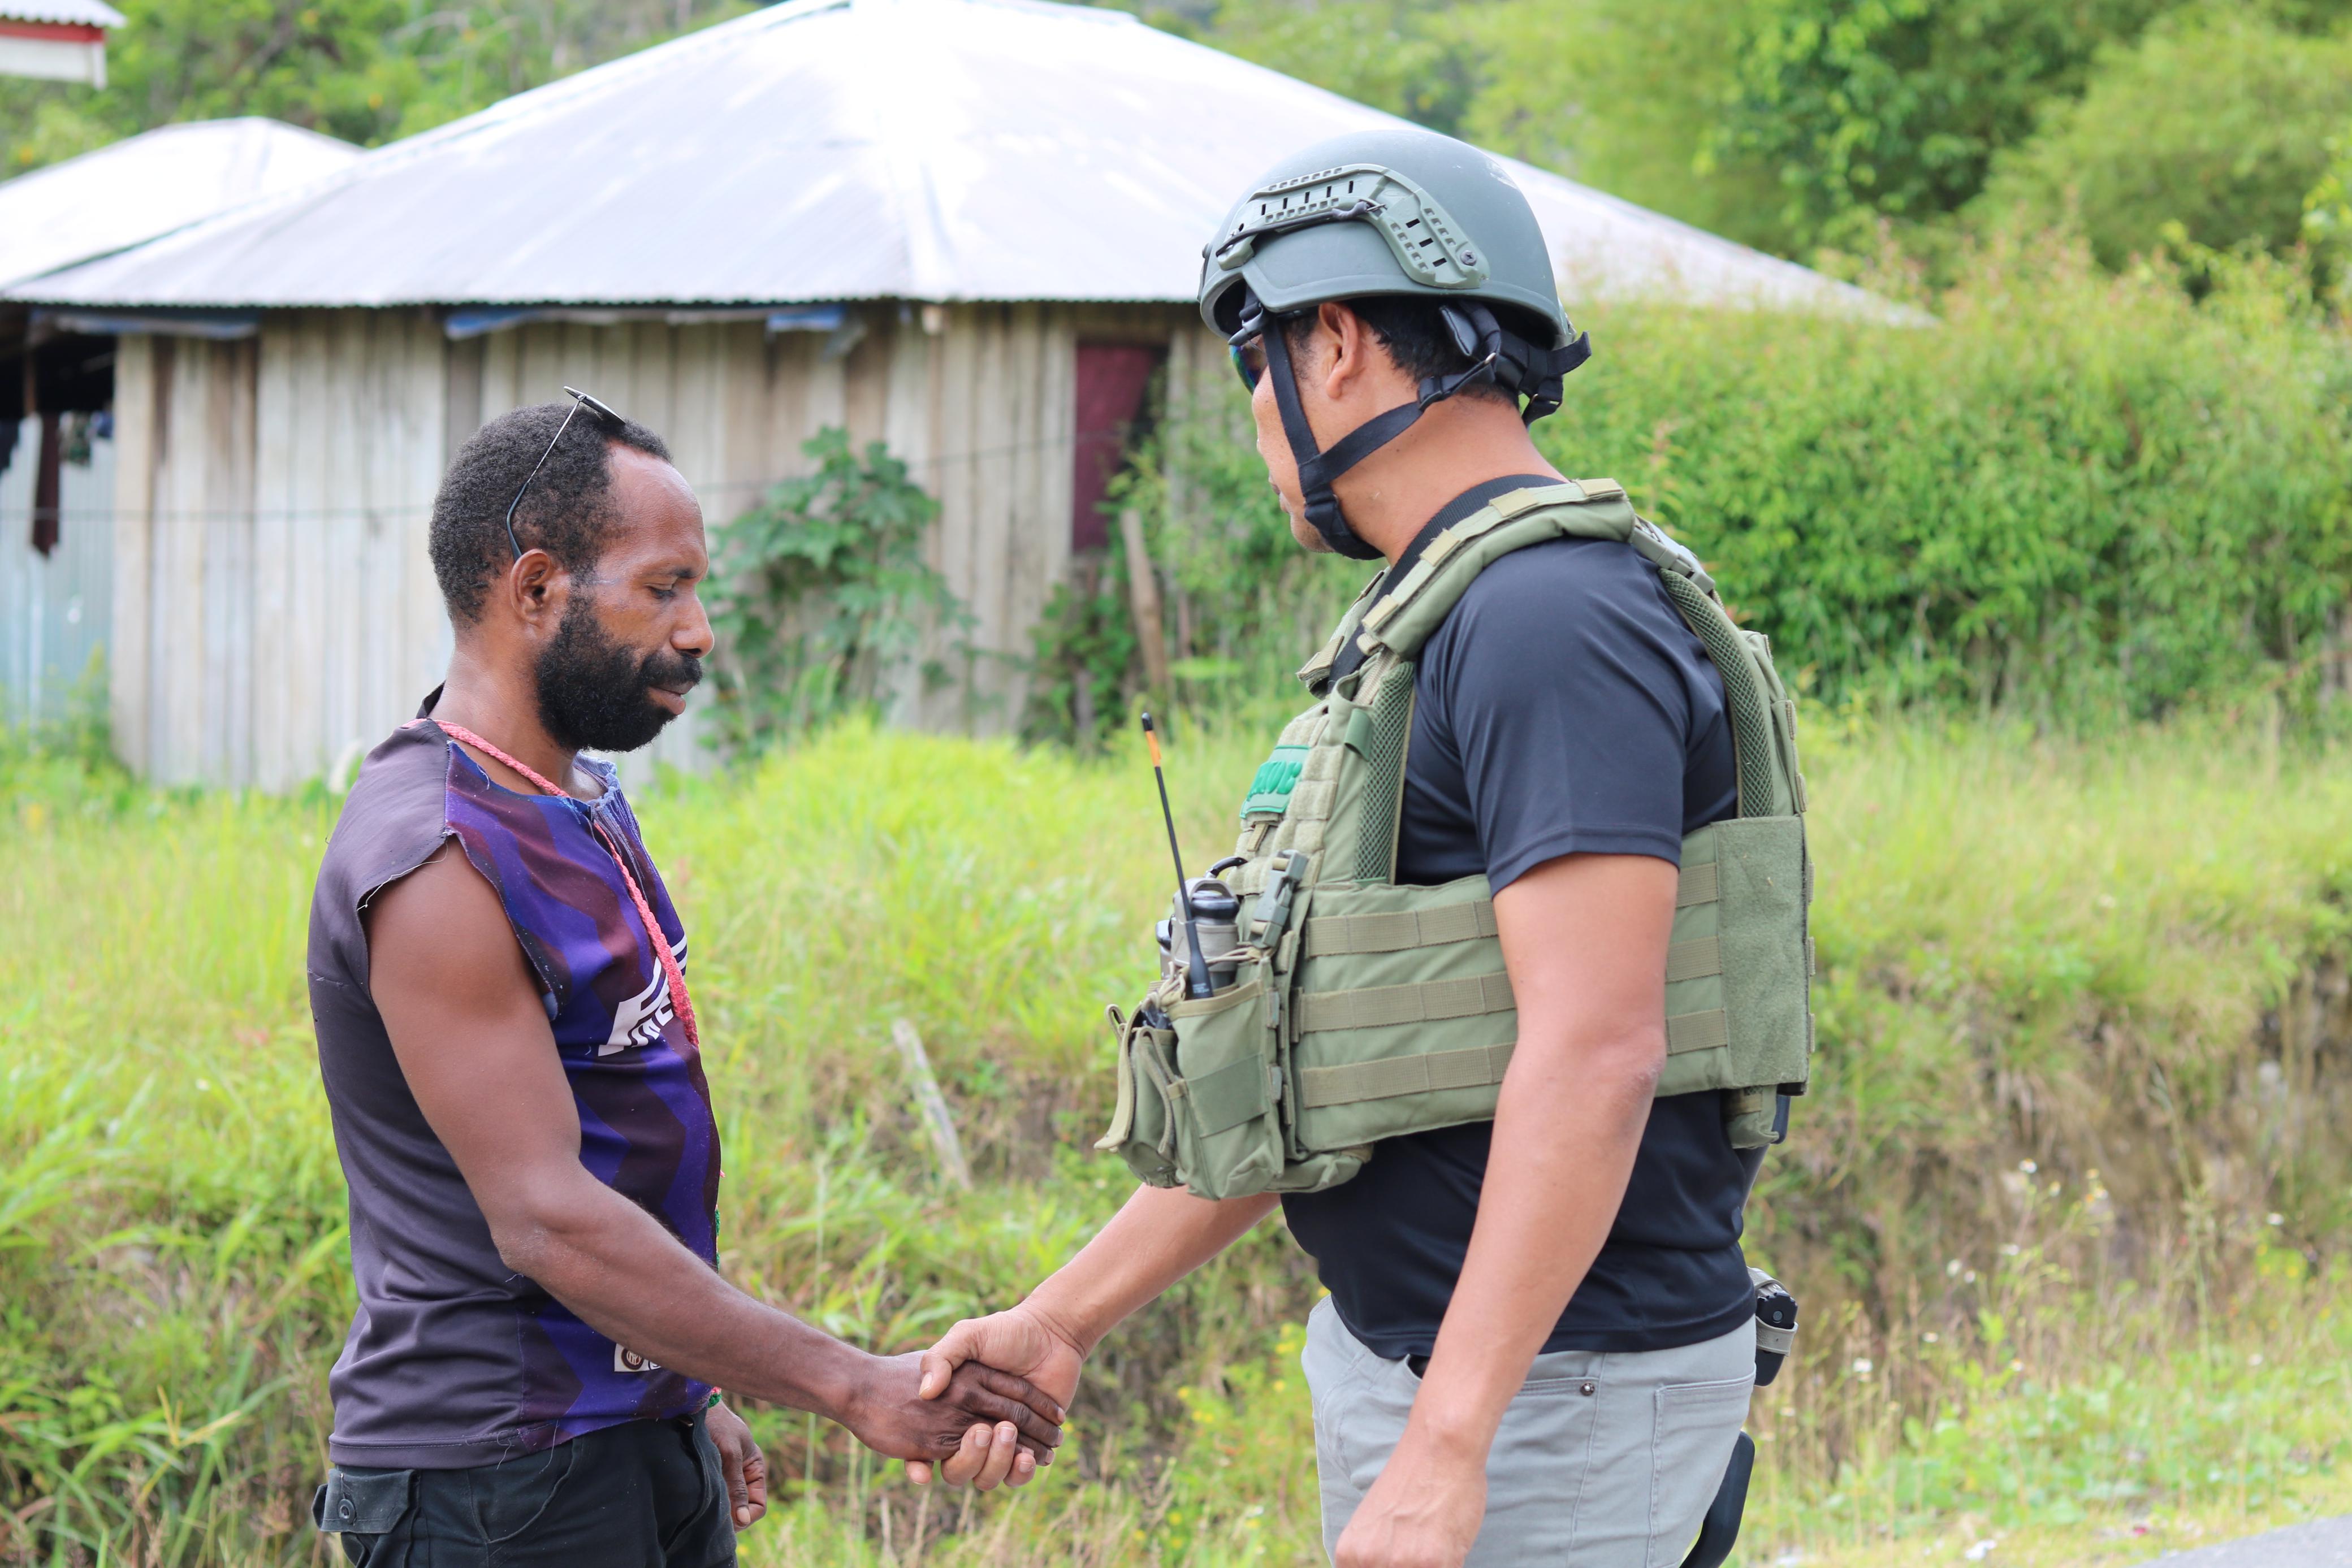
[1097,480,1814,1199]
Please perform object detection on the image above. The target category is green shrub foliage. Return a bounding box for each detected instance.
[1143,243,2352,726]
[710,428,969,748]
[1979,12,2352,274]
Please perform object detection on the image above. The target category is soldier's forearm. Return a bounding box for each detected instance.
[1025,1184,1281,1354]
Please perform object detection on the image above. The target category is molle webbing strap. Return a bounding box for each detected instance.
[1299,1042,1516,1108]
[1654,570,1779,816]
[1304,899,1498,957]
[1665,934,1722,984]
[1294,971,1728,1043]
[1668,1008,1731,1053]
[1295,971,1516,1034]
[1299,574,1385,692]
[1304,861,1719,957]
[1351,665,1419,883]
[1295,1009,1735,1107]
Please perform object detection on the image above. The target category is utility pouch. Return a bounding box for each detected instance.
[1097,1005,1182,1188]
[1097,978,1287,1199]
[313,1467,414,1539]
[1161,976,1287,1199]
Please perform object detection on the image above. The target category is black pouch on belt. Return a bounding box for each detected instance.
[313,1466,416,1537]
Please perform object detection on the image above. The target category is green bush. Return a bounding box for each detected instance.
[1979,12,2352,274]
[710,428,970,749]
[1138,244,2352,727]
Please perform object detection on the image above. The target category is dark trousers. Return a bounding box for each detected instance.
[314,1413,736,1567]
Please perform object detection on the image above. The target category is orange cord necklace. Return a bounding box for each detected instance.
[417,719,700,1050]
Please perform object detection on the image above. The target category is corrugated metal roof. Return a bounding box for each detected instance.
[0,1,126,24]
[9,0,1880,315]
[0,118,360,287]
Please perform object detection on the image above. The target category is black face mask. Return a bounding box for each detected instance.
[533,587,702,755]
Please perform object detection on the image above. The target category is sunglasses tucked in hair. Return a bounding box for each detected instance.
[503,386,628,561]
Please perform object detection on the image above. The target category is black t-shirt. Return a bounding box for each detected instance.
[1281,476,1758,1358]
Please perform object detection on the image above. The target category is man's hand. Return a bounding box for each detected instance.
[841,1351,1064,1487]
[907,1305,1087,1488]
[707,1402,767,1530]
[1334,1438,1486,1568]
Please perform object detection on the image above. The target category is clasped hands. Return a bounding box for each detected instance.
[701,1345,1069,1531]
[900,1302,1492,1568]
[903,1301,1087,1489]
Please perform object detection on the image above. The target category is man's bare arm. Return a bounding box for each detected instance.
[1333,851,1675,1566]
[1023,1184,1279,1354]
[908,1181,1279,1487]
[364,847,1063,1471]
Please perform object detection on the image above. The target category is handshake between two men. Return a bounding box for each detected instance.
[313,114,1779,1563]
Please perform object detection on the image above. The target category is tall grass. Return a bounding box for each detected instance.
[3,716,2349,1563]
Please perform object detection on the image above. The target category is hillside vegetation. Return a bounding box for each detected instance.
[4,716,2350,1564]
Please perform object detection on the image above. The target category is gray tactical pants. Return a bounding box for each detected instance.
[1303,1297,1754,1567]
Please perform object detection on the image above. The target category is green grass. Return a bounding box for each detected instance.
[4,714,2351,1565]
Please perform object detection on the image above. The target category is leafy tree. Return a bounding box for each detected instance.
[1146,0,2352,268]
[1452,0,1798,255]
[1153,0,1486,137]
[1707,0,2184,252]
[1982,12,2352,272]
[1,0,748,174]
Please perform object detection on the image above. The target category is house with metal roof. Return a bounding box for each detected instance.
[0,0,124,87]
[1,117,359,731]
[13,0,1884,787]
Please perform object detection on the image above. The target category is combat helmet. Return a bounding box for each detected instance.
[1199,127,1592,559]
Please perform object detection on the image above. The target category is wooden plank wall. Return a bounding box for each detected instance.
[1,414,114,728]
[109,301,1192,787]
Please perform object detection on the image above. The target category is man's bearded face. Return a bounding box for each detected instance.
[533,584,702,754]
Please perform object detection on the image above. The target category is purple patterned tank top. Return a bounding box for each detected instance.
[308,694,723,1468]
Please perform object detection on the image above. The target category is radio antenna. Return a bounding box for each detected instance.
[1142,713,1211,998]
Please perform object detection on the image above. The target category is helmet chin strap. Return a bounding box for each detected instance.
[1246,294,1592,562]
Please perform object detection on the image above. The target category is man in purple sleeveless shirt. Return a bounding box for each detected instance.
[308,397,1060,1566]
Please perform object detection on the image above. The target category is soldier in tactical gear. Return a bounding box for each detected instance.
[911,127,1805,1567]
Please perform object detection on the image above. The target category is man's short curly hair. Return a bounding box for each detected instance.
[430,400,673,625]
[1279,296,1553,407]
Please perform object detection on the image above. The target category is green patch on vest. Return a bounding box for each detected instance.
[1240,744,1311,820]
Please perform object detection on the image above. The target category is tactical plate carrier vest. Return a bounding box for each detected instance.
[1098,482,1815,1200]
